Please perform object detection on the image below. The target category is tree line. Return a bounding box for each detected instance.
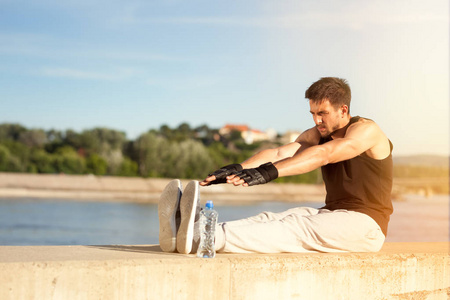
[1,123,445,183]
[0,123,321,184]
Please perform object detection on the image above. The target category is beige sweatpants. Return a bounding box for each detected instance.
[214,207,385,253]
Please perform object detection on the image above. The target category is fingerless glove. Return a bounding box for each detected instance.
[233,162,279,186]
[208,164,243,184]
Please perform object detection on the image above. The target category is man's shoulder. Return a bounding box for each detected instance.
[347,117,391,159]
[347,116,380,133]
[296,127,321,145]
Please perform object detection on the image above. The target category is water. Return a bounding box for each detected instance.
[0,198,322,246]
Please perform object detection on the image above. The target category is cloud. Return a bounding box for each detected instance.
[41,67,139,81]
[146,76,218,90]
[123,1,447,31]
[0,32,186,62]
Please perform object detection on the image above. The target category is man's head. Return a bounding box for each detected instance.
[305,77,352,137]
[305,77,351,110]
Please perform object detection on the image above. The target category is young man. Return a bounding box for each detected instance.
[159,77,393,254]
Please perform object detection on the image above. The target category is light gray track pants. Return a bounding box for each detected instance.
[214,207,385,253]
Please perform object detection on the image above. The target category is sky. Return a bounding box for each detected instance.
[0,0,448,156]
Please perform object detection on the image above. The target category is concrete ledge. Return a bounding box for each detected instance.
[0,243,448,299]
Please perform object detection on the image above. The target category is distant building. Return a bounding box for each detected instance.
[219,124,250,136]
[219,124,278,144]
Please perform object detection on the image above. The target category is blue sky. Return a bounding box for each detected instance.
[1,0,448,156]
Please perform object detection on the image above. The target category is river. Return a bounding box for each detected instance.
[0,198,322,246]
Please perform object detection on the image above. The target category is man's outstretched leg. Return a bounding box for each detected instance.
[214,208,385,253]
[158,179,182,252]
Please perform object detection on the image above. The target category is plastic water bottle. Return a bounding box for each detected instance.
[196,200,218,258]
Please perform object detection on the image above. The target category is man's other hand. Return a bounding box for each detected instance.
[227,163,279,187]
[199,164,243,186]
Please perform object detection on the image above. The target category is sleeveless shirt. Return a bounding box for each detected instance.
[319,116,394,236]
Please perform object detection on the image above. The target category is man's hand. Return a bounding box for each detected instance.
[200,164,243,186]
[228,162,279,187]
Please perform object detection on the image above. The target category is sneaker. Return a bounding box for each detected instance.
[177,180,201,254]
[158,179,182,252]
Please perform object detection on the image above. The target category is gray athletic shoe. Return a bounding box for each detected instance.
[177,180,201,254]
[158,179,182,252]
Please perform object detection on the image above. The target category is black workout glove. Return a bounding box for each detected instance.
[233,162,279,186]
[208,164,243,184]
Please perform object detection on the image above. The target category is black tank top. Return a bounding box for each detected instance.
[319,116,393,236]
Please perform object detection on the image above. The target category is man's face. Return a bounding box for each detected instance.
[309,99,344,137]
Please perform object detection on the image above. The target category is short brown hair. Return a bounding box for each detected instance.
[305,77,351,111]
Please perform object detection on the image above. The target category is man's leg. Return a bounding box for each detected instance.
[215,208,385,253]
[220,207,320,227]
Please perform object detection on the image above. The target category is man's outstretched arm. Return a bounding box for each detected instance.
[229,120,389,186]
[201,128,321,186]
[199,142,301,186]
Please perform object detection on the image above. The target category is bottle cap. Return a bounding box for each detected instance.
[206,200,214,209]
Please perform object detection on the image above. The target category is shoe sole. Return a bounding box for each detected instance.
[177,180,199,254]
[158,179,182,252]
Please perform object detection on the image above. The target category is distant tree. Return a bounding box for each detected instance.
[53,146,85,174]
[207,142,237,167]
[64,129,79,145]
[76,128,126,174]
[177,122,192,138]
[393,165,448,178]
[0,123,27,141]
[116,157,139,177]
[30,149,56,173]
[134,132,166,177]
[171,139,215,179]
[18,129,47,148]
[85,153,108,175]
[275,170,323,184]
[45,129,65,153]
[0,140,31,170]
[158,124,172,140]
[229,129,243,142]
[77,128,126,153]
[0,144,22,172]
[194,124,217,145]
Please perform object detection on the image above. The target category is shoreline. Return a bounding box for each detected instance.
[0,172,447,205]
[0,172,327,204]
[0,172,447,243]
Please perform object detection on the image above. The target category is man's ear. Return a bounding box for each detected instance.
[340,105,349,116]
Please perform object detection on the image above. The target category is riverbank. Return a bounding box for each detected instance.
[0,172,327,204]
[0,172,447,204]
[1,172,448,244]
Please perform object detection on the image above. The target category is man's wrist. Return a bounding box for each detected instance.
[257,162,279,182]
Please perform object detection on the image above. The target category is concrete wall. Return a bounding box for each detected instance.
[0,242,448,300]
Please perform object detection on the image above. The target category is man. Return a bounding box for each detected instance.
[159,77,393,254]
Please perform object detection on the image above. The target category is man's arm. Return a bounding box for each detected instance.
[241,127,321,168]
[274,120,388,177]
[229,119,390,186]
[200,128,319,186]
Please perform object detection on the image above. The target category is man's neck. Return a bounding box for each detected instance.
[330,115,352,139]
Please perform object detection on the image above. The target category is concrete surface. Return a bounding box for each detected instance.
[0,243,448,300]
